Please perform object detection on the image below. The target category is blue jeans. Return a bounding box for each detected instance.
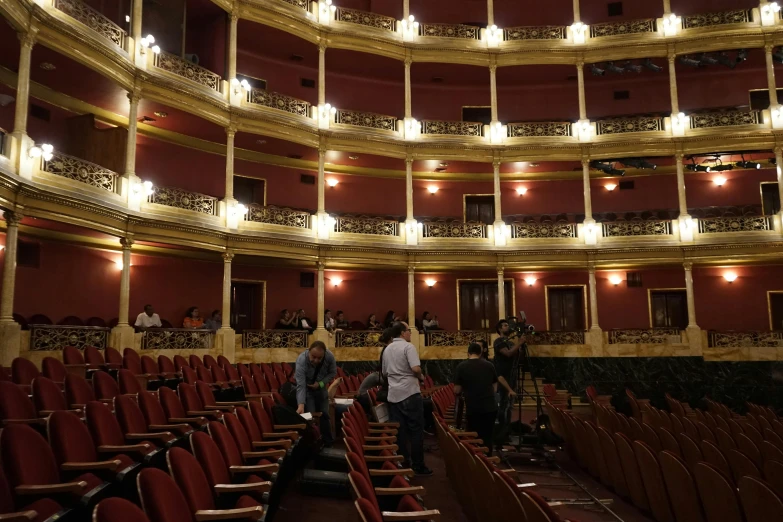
[389,393,425,469]
[305,389,332,443]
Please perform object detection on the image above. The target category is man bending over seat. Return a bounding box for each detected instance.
[295,341,337,445]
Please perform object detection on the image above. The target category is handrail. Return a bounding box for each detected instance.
[42,151,119,193]
[243,329,308,349]
[608,328,682,344]
[29,325,110,351]
[147,186,219,216]
[141,328,215,350]
[708,330,783,347]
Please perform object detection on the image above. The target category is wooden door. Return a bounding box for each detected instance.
[459,281,513,330]
[547,287,585,331]
[650,290,688,329]
[770,292,783,330]
[464,195,495,225]
[230,282,263,333]
[762,183,780,215]
[234,176,266,206]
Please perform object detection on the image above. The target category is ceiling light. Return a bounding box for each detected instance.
[425,279,437,287]
[524,277,536,286]
[591,64,605,76]
[723,273,738,283]
[516,187,527,195]
[529,163,539,167]
[643,58,662,72]
[606,62,625,74]
[326,178,339,187]
[427,185,439,194]
[439,162,448,167]
[736,160,761,169]
[331,277,342,286]
[711,164,733,172]
[713,176,727,186]
[605,184,617,191]
[609,275,623,286]
[590,161,625,176]
[679,56,702,67]
[623,61,642,73]
[699,53,719,66]
[621,158,657,170]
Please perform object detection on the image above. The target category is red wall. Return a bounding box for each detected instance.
[411,83,491,121]
[327,72,404,117]
[413,179,494,219]
[498,80,581,123]
[236,51,319,105]
[135,135,226,197]
[596,268,686,330]
[324,270,407,327]
[185,10,227,77]
[325,175,406,216]
[685,169,775,209]
[234,160,317,211]
[232,264,317,329]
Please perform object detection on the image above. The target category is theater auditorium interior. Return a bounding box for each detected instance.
[2,0,783,520]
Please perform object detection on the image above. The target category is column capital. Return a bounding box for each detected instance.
[17,27,38,48]
[683,261,693,271]
[492,159,501,170]
[405,153,413,165]
[667,51,677,64]
[496,266,504,277]
[581,157,590,168]
[407,264,415,274]
[587,264,596,274]
[120,237,134,249]
[230,11,239,23]
[489,63,497,74]
[127,89,142,104]
[3,210,23,226]
[226,124,238,137]
[404,56,413,67]
[222,251,235,262]
[765,42,775,53]
[775,145,783,156]
[318,42,327,53]
[317,260,325,270]
[675,152,684,162]
[576,60,584,69]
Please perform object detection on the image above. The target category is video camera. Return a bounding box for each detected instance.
[508,311,536,337]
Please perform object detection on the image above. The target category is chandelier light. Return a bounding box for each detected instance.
[29,143,53,161]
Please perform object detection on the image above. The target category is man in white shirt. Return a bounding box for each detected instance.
[134,304,162,329]
[382,322,432,475]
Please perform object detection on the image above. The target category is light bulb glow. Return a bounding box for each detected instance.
[609,275,623,286]
[331,277,342,286]
[115,260,124,270]
[28,146,42,158]
[524,277,536,286]
[425,278,437,287]
[605,184,617,191]
[326,178,339,187]
[713,176,727,186]
[516,187,527,195]
[427,185,439,194]
[151,45,160,54]
[723,273,738,282]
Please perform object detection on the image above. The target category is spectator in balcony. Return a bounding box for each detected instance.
[335,311,349,330]
[204,310,222,330]
[134,304,162,330]
[183,307,204,329]
[276,309,296,329]
[324,309,336,333]
[383,310,395,328]
[295,340,336,445]
[297,308,314,333]
[421,312,441,331]
[454,342,498,456]
[367,314,382,330]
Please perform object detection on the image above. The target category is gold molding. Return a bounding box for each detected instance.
[462,194,494,223]
[230,278,268,330]
[455,278,517,330]
[544,284,588,331]
[646,288,687,328]
[766,290,783,330]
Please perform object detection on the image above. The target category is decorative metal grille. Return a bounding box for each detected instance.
[425,330,490,347]
[43,151,118,193]
[141,329,215,350]
[595,117,665,135]
[247,89,311,117]
[526,331,586,345]
[246,204,311,228]
[420,23,480,39]
[54,0,126,47]
[510,222,577,239]
[504,25,567,40]
[507,122,572,138]
[589,18,656,38]
[281,0,310,10]
[148,186,218,215]
[602,220,673,237]
[335,7,395,31]
[334,215,399,236]
[422,221,488,239]
[335,331,385,348]
[609,328,682,344]
[689,110,761,129]
[697,216,774,233]
[29,325,110,351]
[335,110,397,131]
[682,9,753,29]
[708,331,783,348]
[243,330,308,349]
[421,120,483,137]
[154,51,222,92]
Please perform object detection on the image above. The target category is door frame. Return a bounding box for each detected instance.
[455,278,516,330]
[760,181,779,215]
[647,287,687,328]
[767,290,783,330]
[544,284,588,331]
[233,174,267,206]
[462,194,495,223]
[230,278,267,329]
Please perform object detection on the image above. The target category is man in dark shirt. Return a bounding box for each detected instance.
[493,319,522,448]
[454,342,498,455]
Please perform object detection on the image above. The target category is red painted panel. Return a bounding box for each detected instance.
[232,264,317,329]
[324,270,407,327]
[326,73,404,117]
[236,51,319,105]
[234,160,317,211]
[324,175,406,216]
[412,180,494,219]
[685,169,775,209]
[596,268,686,330]
[185,10,227,77]
[501,179,584,217]
[591,174,679,213]
[135,135,226,197]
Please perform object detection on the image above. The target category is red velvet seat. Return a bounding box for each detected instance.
[249,365,269,393]
[122,349,144,376]
[0,460,66,522]
[92,371,120,403]
[32,376,74,416]
[237,363,251,381]
[613,432,649,510]
[173,355,189,371]
[136,390,191,436]
[84,401,155,459]
[158,386,207,427]
[85,347,114,370]
[261,365,280,392]
[104,347,123,368]
[141,356,160,377]
[701,439,733,482]
[633,440,675,522]
[223,411,286,463]
[207,421,279,480]
[179,383,223,419]
[235,407,292,453]
[181,366,198,385]
[212,365,240,387]
[189,431,271,498]
[693,461,744,522]
[189,355,204,369]
[0,380,41,426]
[94,497,149,522]
[597,426,629,497]
[158,355,179,377]
[349,470,433,517]
[41,357,67,384]
[248,401,300,442]
[764,459,783,499]
[114,395,176,447]
[196,365,225,389]
[62,347,86,367]
[659,450,704,522]
[726,448,761,483]
[11,358,39,393]
[196,381,244,411]
[118,368,143,395]
[64,373,96,409]
[520,490,564,522]
[203,355,219,369]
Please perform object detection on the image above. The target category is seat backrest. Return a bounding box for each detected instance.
[612,432,649,510]
[726,449,761,483]
[715,427,737,454]
[0,424,60,487]
[237,363,251,380]
[42,356,67,382]
[207,420,244,467]
[32,376,69,413]
[348,471,380,512]
[181,366,198,385]
[166,447,216,513]
[138,390,168,426]
[236,407,263,442]
[760,440,783,464]
[190,431,232,487]
[763,459,783,500]
[355,498,382,522]
[656,427,681,457]
[642,422,663,453]
[158,355,176,374]
[211,366,229,383]
[123,352,143,375]
[735,432,763,468]
[115,394,150,435]
[118,369,143,395]
[173,355,189,371]
[93,370,120,401]
[738,476,783,522]
[104,347,123,367]
[85,401,126,446]
[189,355,204,368]
[217,355,231,369]
[0,381,37,421]
[64,373,96,407]
[701,439,733,481]
[632,440,675,522]
[62,346,85,365]
[195,381,217,407]
[346,451,371,484]
[196,365,214,384]
[48,410,99,465]
[677,433,703,471]
[597,426,629,498]
[222,362,240,381]
[693,462,744,522]
[84,346,105,367]
[94,497,150,522]
[159,386,187,419]
[659,450,705,522]
[137,468,194,522]
[11,357,39,386]
[178,383,205,412]
[242,375,259,395]
[203,355,218,369]
[249,401,274,434]
[141,356,158,375]
[223,412,253,453]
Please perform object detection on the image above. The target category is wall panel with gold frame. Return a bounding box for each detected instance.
[455,278,516,330]
[230,278,267,330]
[646,287,687,328]
[544,284,587,331]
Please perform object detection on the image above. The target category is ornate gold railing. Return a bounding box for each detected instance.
[590,18,656,38]
[609,328,682,344]
[421,120,483,137]
[42,151,119,193]
[335,7,395,31]
[54,0,126,47]
[243,330,308,349]
[602,220,673,237]
[29,325,110,351]
[154,51,222,92]
[682,9,753,29]
[141,329,215,350]
[422,221,488,239]
[335,110,397,131]
[526,331,586,345]
[245,204,311,228]
[247,88,311,117]
[281,0,309,10]
[595,117,665,135]
[689,110,762,129]
[148,186,219,215]
[510,222,577,239]
[335,330,385,348]
[708,331,783,348]
[697,215,774,233]
[504,25,567,40]
[425,330,490,347]
[507,122,572,138]
[420,23,480,39]
[334,215,399,236]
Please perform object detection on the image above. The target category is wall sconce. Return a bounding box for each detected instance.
[605,183,617,191]
[485,24,503,47]
[570,21,587,44]
[230,78,251,95]
[400,15,419,41]
[425,278,437,287]
[516,186,527,196]
[331,277,342,286]
[713,176,727,186]
[609,275,623,286]
[114,260,124,270]
[723,273,738,283]
[489,121,506,144]
[132,180,154,197]
[29,143,53,161]
[229,202,248,218]
[139,34,160,54]
[427,185,439,194]
[662,13,681,36]
[326,178,339,187]
[318,0,336,24]
[403,117,420,140]
[524,277,536,286]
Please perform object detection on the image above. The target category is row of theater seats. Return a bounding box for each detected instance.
[547,388,783,522]
[1,367,315,522]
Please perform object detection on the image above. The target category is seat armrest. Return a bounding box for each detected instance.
[368,428,398,434]
[2,418,45,426]
[460,439,483,445]
[369,468,414,478]
[205,404,235,411]
[453,432,478,438]
[242,450,286,459]
[15,482,87,495]
[168,417,207,425]
[364,455,404,463]
[61,460,121,471]
[216,401,249,408]
[364,435,396,442]
[0,511,38,522]
[229,463,279,474]
[187,410,222,419]
[252,440,292,450]
[38,409,82,417]
[214,482,272,495]
[363,444,398,452]
[485,456,501,464]
[374,486,426,496]
[381,511,440,521]
[263,431,298,439]
[273,424,306,430]
[148,423,191,432]
[369,422,400,428]
[194,506,265,522]
[98,444,151,454]
[126,432,173,441]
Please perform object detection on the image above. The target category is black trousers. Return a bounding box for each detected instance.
[467,410,497,456]
[389,393,425,469]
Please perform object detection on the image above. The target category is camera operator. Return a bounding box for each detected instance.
[493,319,521,449]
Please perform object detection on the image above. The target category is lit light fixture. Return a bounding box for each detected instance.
[713,176,727,186]
[427,185,439,194]
[403,117,420,140]
[663,13,681,36]
[319,103,337,120]
[331,277,342,286]
[570,21,587,43]
[609,275,623,286]
[524,277,536,286]
[133,180,154,197]
[723,272,738,283]
[485,24,502,47]
[348,155,359,160]
[231,78,251,94]
[29,143,53,161]
[763,2,781,15]
[229,202,248,218]
[115,260,124,270]
[140,34,158,54]
[605,183,617,191]
[326,178,339,187]
[489,121,506,143]
[125,15,130,23]
[425,278,437,287]
[516,186,527,195]
[400,15,420,41]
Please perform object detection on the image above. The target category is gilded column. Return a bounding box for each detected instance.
[317,147,326,214]
[576,60,586,120]
[775,147,783,217]
[684,262,698,328]
[668,51,679,114]
[405,155,414,221]
[497,267,505,323]
[663,0,671,14]
[117,237,134,326]
[316,261,325,331]
[675,153,688,217]
[228,12,238,80]
[487,0,494,26]
[573,0,581,22]
[131,0,143,46]
[12,30,36,140]
[318,43,326,107]
[765,43,779,107]
[492,160,502,224]
[404,57,412,119]
[588,265,599,329]
[124,91,141,179]
[221,252,234,330]
[581,158,593,222]
[489,63,498,123]
[0,211,23,322]
[225,126,236,200]
[403,0,409,19]
[407,265,417,331]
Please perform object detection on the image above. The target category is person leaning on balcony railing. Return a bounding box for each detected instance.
[421,311,441,331]
[183,306,204,329]
[324,309,336,333]
[296,308,315,334]
[203,310,221,330]
[335,311,349,330]
[276,309,297,329]
[367,314,382,331]
[134,304,162,330]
